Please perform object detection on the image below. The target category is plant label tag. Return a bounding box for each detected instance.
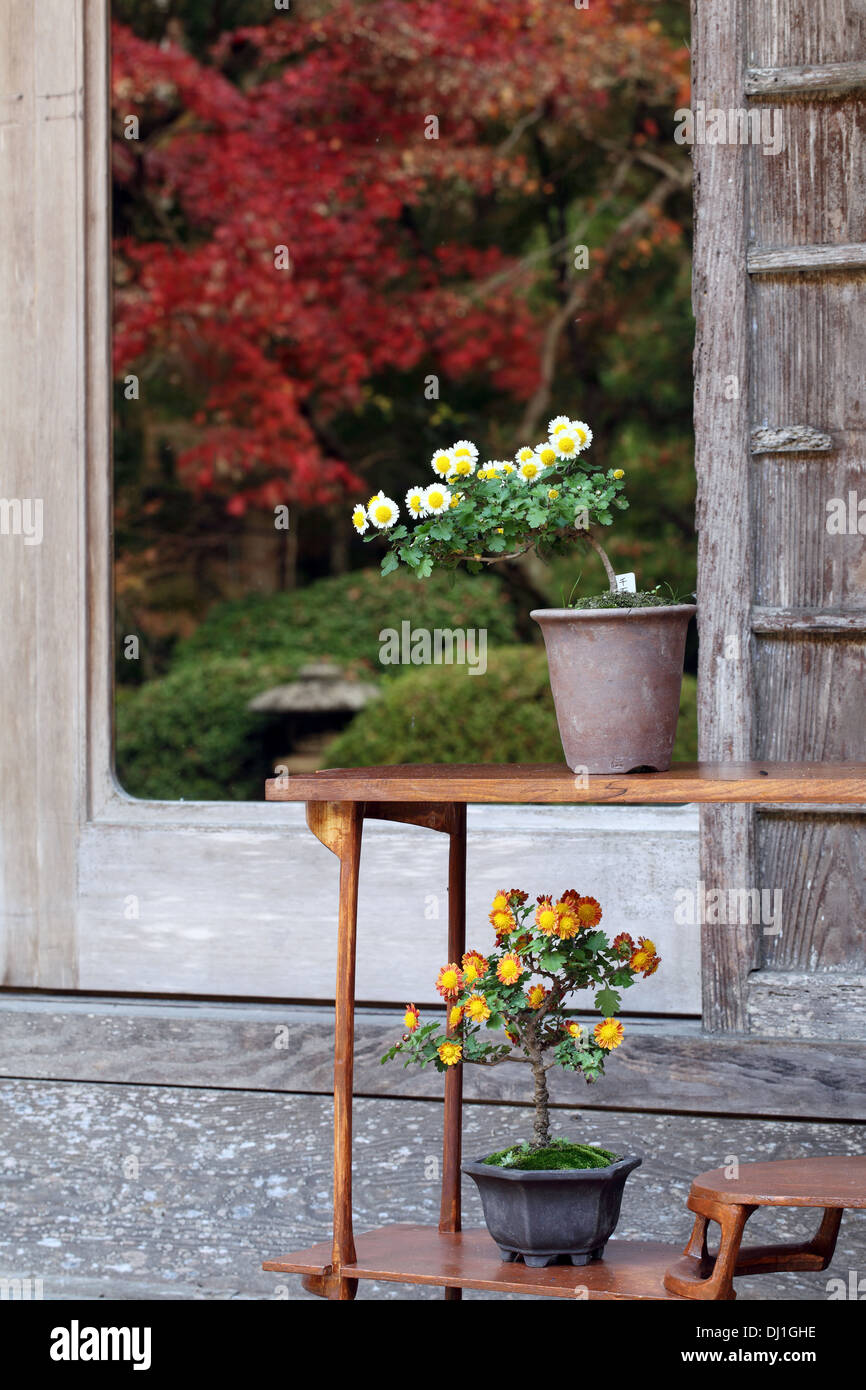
[615,572,636,593]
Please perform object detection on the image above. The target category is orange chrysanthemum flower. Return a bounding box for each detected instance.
[525,983,548,1009]
[506,888,529,906]
[612,932,636,957]
[403,1003,420,1033]
[566,1020,583,1039]
[435,963,464,1000]
[465,993,491,1024]
[496,953,523,986]
[594,1017,625,1050]
[438,1040,462,1067]
[555,902,581,939]
[575,896,603,928]
[643,954,661,977]
[535,896,560,936]
[505,1026,520,1045]
[462,950,489,985]
[629,938,658,975]
[448,1004,464,1029]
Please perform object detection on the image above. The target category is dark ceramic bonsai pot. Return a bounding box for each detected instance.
[530,605,696,774]
[463,1152,642,1267]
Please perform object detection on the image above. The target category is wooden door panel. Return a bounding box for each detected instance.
[758,811,866,969]
[748,0,866,67]
[755,637,866,760]
[753,451,866,609]
[748,98,866,247]
[750,275,866,429]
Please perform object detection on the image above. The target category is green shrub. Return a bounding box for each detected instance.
[325,650,698,768]
[115,569,523,800]
[172,568,522,676]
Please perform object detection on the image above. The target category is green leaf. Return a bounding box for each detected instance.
[595,987,621,1016]
[380,551,399,577]
[540,951,566,971]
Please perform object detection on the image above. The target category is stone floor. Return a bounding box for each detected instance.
[0,1077,863,1300]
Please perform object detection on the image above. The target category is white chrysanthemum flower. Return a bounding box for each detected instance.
[367,492,400,529]
[571,420,593,451]
[405,487,427,519]
[554,429,580,460]
[423,483,452,515]
[548,415,572,437]
[451,439,479,462]
[515,445,536,465]
[431,447,457,479]
[451,453,477,479]
[351,504,368,535]
[535,440,558,469]
[517,455,546,483]
[477,461,499,481]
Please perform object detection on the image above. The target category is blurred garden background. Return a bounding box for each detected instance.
[112,0,696,800]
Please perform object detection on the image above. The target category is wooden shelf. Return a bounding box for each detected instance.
[263,1225,685,1299]
[266,761,866,805]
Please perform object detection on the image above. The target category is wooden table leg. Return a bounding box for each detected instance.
[664,1195,755,1300]
[440,803,467,1300]
[305,800,363,1301]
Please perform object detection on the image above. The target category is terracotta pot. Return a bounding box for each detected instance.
[463,1152,642,1267]
[530,604,696,774]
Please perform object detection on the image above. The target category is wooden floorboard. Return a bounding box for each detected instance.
[0,997,863,1120]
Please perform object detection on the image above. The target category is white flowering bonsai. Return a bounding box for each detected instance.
[351,415,629,593]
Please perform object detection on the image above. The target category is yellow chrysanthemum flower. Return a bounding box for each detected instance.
[613,469,625,480]
[535,897,559,936]
[567,1021,584,1040]
[496,953,523,986]
[438,1040,463,1067]
[462,950,489,985]
[465,994,491,1024]
[548,488,560,500]
[448,1004,464,1029]
[525,983,548,1009]
[403,1003,420,1032]
[435,963,464,1000]
[594,1018,624,1050]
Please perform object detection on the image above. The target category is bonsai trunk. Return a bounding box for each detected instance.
[525,1028,552,1150]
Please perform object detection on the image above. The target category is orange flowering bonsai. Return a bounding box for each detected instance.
[383,888,661,1160]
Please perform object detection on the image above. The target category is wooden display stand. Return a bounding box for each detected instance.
[261,762,866,1300]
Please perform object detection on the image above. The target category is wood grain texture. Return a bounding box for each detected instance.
[692,0,758,1034]
[0,0,85,987]
[748,243,866,272]
[757,811,866,970]
[748,100,866,249]
[746,61,866,96]
[264,763,866,804]
[754,640,866,761]
[748,0,866,69]
[263,1225,685,1300]
[752,609,866,632]
[752,451,866,611]
[3,999,865,1120]
[691,1157,866,1208]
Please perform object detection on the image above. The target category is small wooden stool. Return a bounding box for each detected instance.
[664,1157,866,1300]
